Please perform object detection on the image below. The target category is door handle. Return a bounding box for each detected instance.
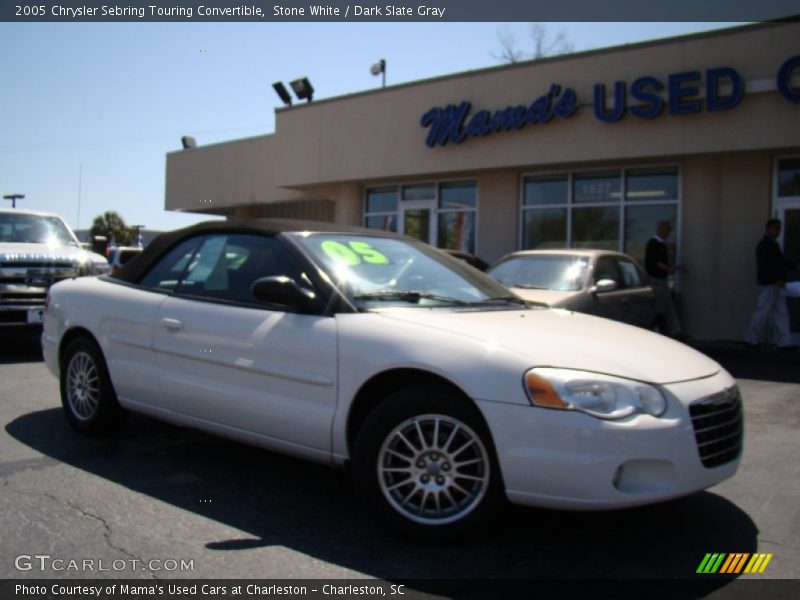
[161,318,184,331]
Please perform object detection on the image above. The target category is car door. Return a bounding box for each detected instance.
[586,255,627,322]
[615,257,657,328]
[100,284,169,408]
[148,233,338,459]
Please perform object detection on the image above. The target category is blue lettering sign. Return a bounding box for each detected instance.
[668,71,703,115]
[777,54,800,103]
[420,102,470,147]
[706,67,744,111]
[630,76,664,119]
[421,57,797,147]
[420,84,578,147]
[553,86,578,118]
[594,82,626,122]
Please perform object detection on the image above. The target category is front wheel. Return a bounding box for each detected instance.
[352,387,501,540]
[60,337,127,435]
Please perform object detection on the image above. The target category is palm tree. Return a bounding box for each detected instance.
[90,211,135,246]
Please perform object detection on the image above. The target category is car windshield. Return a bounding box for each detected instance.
[290,233,521,309]
[489,254,589,292]
[0,213,78,246]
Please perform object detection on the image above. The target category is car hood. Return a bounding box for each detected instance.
[508,287,577,307]
[374,307,719,385]
[0,243,107,265]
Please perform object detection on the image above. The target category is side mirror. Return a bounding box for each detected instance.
[591,278,618,295]
[251,276,316,308]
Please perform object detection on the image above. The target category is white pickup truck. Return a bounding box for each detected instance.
[0,208,109,327]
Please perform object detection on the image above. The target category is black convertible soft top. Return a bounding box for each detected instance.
[113,218,404,284]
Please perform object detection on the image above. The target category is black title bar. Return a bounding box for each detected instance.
[3,1,800,22]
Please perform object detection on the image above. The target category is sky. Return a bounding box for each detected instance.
[0,21,742,234]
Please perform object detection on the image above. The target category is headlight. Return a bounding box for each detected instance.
[524,368,667,420]
[76,259,95,276]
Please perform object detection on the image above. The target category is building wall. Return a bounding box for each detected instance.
[476,171,518,262]
[166,22,800,213]
[681,154,772,340]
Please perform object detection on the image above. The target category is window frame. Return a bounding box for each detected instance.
[363,178,479,254]
[134,232,328,314]
[519,164,682,265]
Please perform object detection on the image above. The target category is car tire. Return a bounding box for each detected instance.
[352,385,501,541]
[60,337,127,435]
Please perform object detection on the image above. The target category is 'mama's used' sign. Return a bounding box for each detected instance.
[420,55,800,148]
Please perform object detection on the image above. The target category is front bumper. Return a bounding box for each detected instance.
[478,369,741,510]
[0,303,47,326]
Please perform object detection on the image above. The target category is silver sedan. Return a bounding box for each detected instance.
[489,249,660,329]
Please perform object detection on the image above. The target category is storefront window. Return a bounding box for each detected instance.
[366,187,398,213]
[438,211,476,253]
[778,158,800,197]
[440,181,477,210]
[523,176,568,206]
[625,204,678,265]
[438,182,477,253]
[522,208,567,249]
[365,214,397,231]
[572,206,620,250]
[402,184,436,201]
[365,187,398,232]
[364,180,477,252]
[521,167,680,257]
[626,168,679,201]
[403,209,431,244]
[573,172,621,204]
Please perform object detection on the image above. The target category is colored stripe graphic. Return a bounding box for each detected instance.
[698,553,773,574]
[744,553,774,574]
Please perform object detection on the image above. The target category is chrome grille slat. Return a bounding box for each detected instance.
[689,386,743,469]
[693,415,743,436]
[697,428,743,448]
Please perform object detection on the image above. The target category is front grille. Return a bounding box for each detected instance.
[0,292,46,304]
[0,261,74,269]
[689,386,743,468]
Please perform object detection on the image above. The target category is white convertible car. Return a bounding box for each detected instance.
[42,220,742,539]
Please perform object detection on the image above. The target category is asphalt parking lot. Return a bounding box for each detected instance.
[0,329,798,598]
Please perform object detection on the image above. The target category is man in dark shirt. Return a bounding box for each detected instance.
[744,219,794,349]
[644,221,682,336]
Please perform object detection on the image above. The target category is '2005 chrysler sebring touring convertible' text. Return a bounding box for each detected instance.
[42,220,742,539]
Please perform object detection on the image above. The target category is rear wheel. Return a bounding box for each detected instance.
[60,337,127,435]
[352,386,500,540]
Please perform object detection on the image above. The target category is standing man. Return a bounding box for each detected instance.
[645,220,683,337]
[744,219,794,350]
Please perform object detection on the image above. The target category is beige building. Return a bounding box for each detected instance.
[165,21,800,342]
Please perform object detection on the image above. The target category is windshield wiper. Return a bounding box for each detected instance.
[469,295,538,307]
[506,283,547,290]
[353,290,469,306]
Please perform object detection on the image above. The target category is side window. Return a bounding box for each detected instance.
[617,258,644,288]
[593,256,620,285]
[139,237,203,291]
[139,233,313,306]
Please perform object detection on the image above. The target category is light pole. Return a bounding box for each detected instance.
[3,193,24,208]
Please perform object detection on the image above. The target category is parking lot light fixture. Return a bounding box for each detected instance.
[3,193,24,208]
[290,77,314,103]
